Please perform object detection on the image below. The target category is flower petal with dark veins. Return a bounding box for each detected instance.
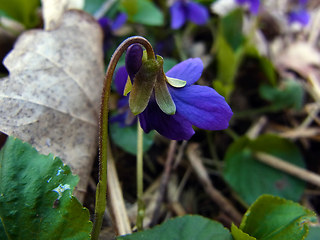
[170,85,233,130]
[139,99,194,140]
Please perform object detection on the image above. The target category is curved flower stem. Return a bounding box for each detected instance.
[136,120,145,231]
[91,36,155,240]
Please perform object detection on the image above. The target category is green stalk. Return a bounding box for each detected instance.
[91,36,155,240]
[136,120,145,231]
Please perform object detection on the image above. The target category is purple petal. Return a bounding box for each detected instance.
[170,85,233,130]
[166,58,203,86]
[110,112,127,127]
[98,17,111,29]
[125,44,143,82]
[117,95,129,108]
[187,2,209,25]
[170,1,187,29]
[111,13,127,31]
[249,0,260,14]
[110,107,137,127]
[288,9,310,26]
[236,0,260,15]
[115,66,128,95]
[139,98,195,140]
[299,0,308,6]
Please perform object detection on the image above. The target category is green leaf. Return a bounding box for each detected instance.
[163,58,178,73]
[0,136,92,239]
[0,0,40,28]
[117,215,232,240]
[110,122,155,155]
[121,0,164,26]
[0,219,8,240]
[223,134,306,205]
[259,79,304,111]
[240,195,317,240]
[213,33,244,99]
[306,226,320,240]
[220,9,244,51]
[120,0,138,17]
[231,224,256,240]
[259,57,277,86]
[245,46,277,86]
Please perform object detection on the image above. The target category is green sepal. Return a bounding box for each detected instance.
[123,75,132,96]
[154,55,176,115]
[166,76,187,88]
[142,50,148,61]
[129,58,160,115]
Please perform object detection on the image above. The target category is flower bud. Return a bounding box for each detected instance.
[125,44,143,82]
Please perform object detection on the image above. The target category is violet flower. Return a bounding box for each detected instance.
[98,13,127,33]
[98,13,127,51]
[110,67,136,127]
[170,0,209,29]
[115,44,233,140]
[235,0,260,15]
[288,0,310,26]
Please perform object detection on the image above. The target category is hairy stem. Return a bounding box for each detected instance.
[91,36,155,240]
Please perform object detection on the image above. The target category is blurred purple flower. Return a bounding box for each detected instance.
[110,67,136,127]
[98,13,127,51]
[98,13,127,33]
[235,0,260,15]
[288,0,310,26]
[114,47,233,140]
[299,0,308,5]
[170,0,209,29]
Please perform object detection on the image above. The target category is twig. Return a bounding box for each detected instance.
[107,143,132,236]
[255,152,320,187]
[246,116,268,139]
[168,202,187,216]
[173,140,187,169]
[150,140,177,227]
[93,0,116,19]
[187,143,242,225]
[279,127,320,139]
[173,166,192,202]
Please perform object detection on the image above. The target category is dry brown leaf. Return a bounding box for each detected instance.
[0,10,104,201]
[274,41,320,78]
[42,0,85,30]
